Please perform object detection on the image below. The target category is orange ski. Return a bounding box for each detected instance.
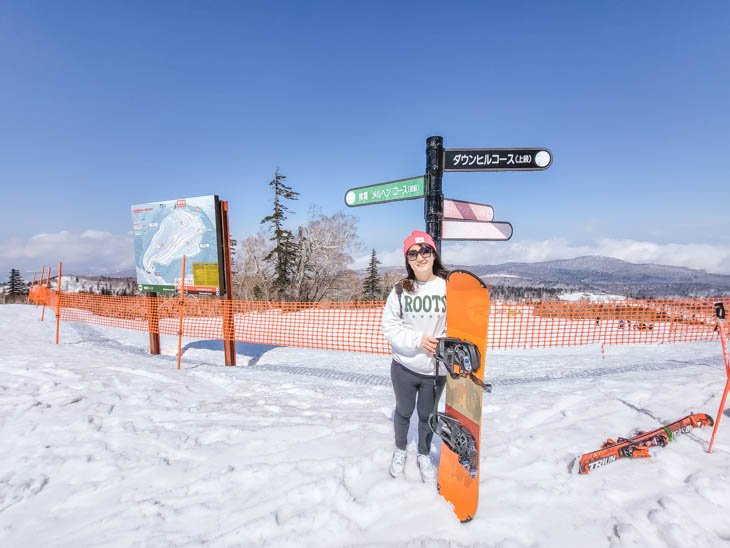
[578,413,714,474]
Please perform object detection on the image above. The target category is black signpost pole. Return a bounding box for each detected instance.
[425,136,444,255]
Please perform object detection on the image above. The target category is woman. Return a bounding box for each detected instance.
[382,230,449,482]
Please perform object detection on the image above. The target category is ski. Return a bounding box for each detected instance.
[578,413,714,474]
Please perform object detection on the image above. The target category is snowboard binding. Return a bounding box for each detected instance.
[435,337,492,392]
[429,413,479,478]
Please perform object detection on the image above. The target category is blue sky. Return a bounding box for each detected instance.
[2,1,729,280]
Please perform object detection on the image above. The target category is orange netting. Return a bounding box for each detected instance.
[490,299,729,348]
[28,285,57,311]
[28,288,730,354]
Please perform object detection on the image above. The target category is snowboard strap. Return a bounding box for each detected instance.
[434,338,493,392]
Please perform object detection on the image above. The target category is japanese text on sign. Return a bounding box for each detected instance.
[451,153,533,167]
[443,148,552,172]
[356,182,421,202]
[344,176,425,207]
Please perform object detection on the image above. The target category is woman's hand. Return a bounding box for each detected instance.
[419,335,438,355]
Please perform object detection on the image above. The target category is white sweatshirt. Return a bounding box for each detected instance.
[381,276,447,376]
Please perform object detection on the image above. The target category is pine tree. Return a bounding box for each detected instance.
[8,269,26,296]
[362,249,382,300]
[260,168,300,299]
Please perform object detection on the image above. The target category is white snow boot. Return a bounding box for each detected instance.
[417,454,436,483]
[389,448,407,477]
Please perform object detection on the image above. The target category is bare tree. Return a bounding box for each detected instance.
[291,208,362,301]
[234,231,275,300]
[381,270,405,299]
[327,269,364,301]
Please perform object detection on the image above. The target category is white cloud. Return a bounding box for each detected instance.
[4,231,730,283]
[0,230,134,278]
[355,238,730,274]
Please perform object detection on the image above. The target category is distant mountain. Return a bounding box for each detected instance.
[68,256,730,298]
[451,256,730,297]
[108,268,137,278]
[374,255,730,297]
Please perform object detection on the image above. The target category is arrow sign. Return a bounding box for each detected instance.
[443,198,494,222]
[344,176,425,207]
[442,219,513,241]
[443,148,552,172]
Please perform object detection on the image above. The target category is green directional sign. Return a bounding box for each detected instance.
[344,176,425,207]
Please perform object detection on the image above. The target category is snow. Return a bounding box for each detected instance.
[50,276,135,295]
[559,292,627,302]
[482,273,524,279]
[1,304,729,547]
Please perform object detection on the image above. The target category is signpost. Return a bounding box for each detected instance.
[425,137,445,252]
[443,199,494,222]
[443,148,552,172]
[344,176,425,207]
[341,136,552,254]
[442,220,513,241]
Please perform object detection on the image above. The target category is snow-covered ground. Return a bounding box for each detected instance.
[1,304,729,547]
[559,292,627,302]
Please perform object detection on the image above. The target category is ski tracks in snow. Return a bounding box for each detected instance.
[67,321,724,390]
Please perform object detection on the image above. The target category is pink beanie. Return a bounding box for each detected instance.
[403,230,436,256]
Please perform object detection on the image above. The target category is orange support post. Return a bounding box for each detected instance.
[147,292,161,355]
[55,262,62,344]
[219,200,236,366]
[40,266,48,320]
[176,256,186,370]
[708,302,729,453]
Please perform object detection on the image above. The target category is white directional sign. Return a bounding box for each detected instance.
[442,219,513,241]
[443,198,494,222]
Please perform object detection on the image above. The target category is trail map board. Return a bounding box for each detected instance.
[131,195,224,294]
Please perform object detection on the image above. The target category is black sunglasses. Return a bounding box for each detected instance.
[406,245,434,261]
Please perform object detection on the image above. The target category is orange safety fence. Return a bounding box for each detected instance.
[490,299,730,349]
[28,284,56,308]
[27,288,730,353]
[26,275,730,454]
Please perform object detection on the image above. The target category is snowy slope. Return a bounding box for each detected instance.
[1,305,729,547]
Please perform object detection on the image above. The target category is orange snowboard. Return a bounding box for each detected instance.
[437,270,490,522]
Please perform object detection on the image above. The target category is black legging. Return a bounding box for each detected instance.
[390,360,446,455]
